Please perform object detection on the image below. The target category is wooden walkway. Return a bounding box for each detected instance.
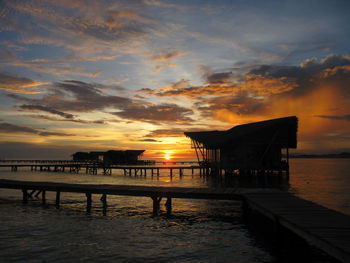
[0,164,203,177]
[0,179,241,200]
[244,192,350,263]
[0,179,349,262]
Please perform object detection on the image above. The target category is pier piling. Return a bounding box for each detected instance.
[152,196,162,216]
[56,191,60,208]
[22,189,28,204]
[165,197,172,216]
[86,193,92,212]
[42,190,46,205]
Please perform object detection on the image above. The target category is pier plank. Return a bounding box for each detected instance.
[244,192,350,263]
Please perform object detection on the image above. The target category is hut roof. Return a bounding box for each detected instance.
[184,116,298,149]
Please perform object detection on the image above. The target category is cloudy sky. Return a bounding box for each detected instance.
[0,0,349,159]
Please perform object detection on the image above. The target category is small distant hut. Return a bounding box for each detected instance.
[72,150,145,164]
[184,116,297,173]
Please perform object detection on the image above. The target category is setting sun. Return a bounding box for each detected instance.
[163,150,173,160]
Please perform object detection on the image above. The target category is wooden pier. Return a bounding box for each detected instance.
[0,163,289,179]
[0,179,349,262]
[0,163,205,177]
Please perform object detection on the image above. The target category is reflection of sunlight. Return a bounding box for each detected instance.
[164,154,171,160]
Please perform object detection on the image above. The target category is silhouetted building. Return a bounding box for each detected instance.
[184,116,297,171]
[72,150,145,164]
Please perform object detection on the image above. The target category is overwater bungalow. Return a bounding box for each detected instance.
[184,116,298,174]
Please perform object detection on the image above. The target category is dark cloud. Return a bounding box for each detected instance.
[248,54,350,96]
[0,122,73,136]
[197,94,266,117]
[9,79,196,124]
[2,1,155,49]
[0,122,38,134]
[301,54,350,70]
[0,72,44,94]
[23,114,108,125]
[138,138,160,142]
[316,114,350,121]
[206,72,233,84]
[144,128,186,137]
[139,54,350,122]
[10,80,133,113]
[19,105,75,119]
[38,131,74,136]
[111,104,193,123]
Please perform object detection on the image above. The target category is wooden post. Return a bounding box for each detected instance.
[157,168,159,178]
[56,191,61,208]
[179,168,183,178]
[22,189,28,204]
[100,193,107,208]
[151,168,154,177]
[129,169,131,176]
[165,197,172,216]
[86,193,92,212]
[144,169,147,177]
[42,190,46,205]
[102,194,107,216]
[170,168,173,178]
[152,196,162,216]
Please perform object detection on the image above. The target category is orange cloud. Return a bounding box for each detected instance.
[241,74,296,95]
[147,49,186,73]
[106,9,155,29]
[0,73,46,94]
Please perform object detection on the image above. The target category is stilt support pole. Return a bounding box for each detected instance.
[165,197,172,216]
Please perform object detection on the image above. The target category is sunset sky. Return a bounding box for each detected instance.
[0,0,349,159]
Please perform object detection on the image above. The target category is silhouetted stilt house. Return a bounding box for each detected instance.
[184,116,297,175]
[72,150,145,164]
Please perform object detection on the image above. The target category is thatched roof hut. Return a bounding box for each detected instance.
[184,116,298,170]
[185,116,297,148]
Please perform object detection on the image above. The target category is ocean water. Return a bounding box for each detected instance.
[289,158,350,215]
[0,158,349,262]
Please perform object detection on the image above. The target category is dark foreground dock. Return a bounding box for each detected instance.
[0,179,349,262]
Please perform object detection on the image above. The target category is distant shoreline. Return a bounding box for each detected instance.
[289,152,350,159]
